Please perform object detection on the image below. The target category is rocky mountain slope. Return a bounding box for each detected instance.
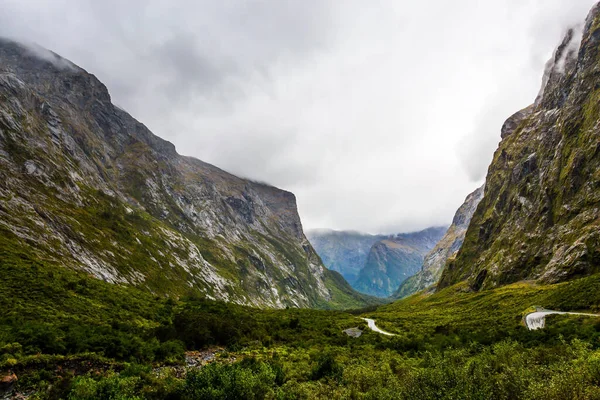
[394,185,484,298]
[439,4,600,290]
[353,227,447,297]
[306,229,385,284]
[0,38,374,309]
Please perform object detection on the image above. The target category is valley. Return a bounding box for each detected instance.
[1,1,600,399]
[308,227,447,298]
[4,242,600,398]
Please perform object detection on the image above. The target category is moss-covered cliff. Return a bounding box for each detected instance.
[439,4,600,290]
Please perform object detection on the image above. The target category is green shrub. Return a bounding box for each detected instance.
[310,352,343,382]
[180,359,278,400]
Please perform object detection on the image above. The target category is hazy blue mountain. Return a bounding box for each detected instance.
[353,227,447,297]
[307,230,386,284]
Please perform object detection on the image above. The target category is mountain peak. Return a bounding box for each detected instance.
[0,39,373,309]
[352,226,447,297]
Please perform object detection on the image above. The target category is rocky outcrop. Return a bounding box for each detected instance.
[307,229,385,284]
[439,3,600,290]
[353,227,447,297]
[0,38,373,309]
[394,185,484,298]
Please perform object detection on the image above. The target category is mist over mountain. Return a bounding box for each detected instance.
[0,37,373,309]
[306,230,385,285]
[352,227,447,297]
[440,7,600,290]
[2,2,600,398]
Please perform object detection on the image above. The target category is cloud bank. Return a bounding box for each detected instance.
[0,0,595,233]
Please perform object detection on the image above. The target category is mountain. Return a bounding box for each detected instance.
[0,38,374,309]
[394,185,484,298]
[353,227,447,297]
[439,5,600,290]
[306,229,386,284]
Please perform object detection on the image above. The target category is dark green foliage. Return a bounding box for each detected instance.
[4,205,600,398]
[166,299,258,349]
[310,352,343,382]
[180,359,280,400]
[4,265,600,398]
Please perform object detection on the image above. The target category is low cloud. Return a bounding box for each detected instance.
[455,0,596,184]
[0,0,596,233]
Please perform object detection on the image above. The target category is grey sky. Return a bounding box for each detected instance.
[0,0,595,233]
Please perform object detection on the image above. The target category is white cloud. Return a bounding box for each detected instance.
[0,0,596,233]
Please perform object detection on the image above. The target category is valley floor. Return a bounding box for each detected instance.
[3,246,600,399]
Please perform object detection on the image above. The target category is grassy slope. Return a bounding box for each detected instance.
[369,277,600,350]
[4,233,600,399]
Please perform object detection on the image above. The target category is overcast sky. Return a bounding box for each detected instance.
[0,0,596,233]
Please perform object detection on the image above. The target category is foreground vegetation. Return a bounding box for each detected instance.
[3,234,600,399]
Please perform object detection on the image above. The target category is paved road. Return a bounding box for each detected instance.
[361,318,396,336]
[525,310,600,330]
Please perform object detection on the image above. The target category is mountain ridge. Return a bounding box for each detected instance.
[353,226,447,297]
[0,37,373,309]
[306,229,386,284]
[439,5,600,290]
[394,185,484,298]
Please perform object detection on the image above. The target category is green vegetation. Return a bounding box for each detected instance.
[3,15,600,398]
[3,229,600,399]
[0,80,374,311]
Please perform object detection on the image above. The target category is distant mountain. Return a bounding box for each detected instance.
[0,38,374,309]
[306,230,386,284]
[440,7,600,290]
[353,227,447,297]
[394,185,484,298]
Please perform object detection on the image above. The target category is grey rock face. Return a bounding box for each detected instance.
[500,106,534,139]
[394,185,484,299]
[0,38,371,309]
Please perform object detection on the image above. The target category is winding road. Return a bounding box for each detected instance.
[361,318,396,336]
[361,309,599,336]
[525,310,600,330]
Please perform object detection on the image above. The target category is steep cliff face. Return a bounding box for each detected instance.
[439,3,600,290]
[353,227,447,297]
[394,185,484,298]
[306,230,385,284]
[0,38,372,309]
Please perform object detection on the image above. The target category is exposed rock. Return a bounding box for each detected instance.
[184,349,236,368]
[394,185,484,298]
[439,3,600,290]
[0,38,372,309]
[343,327,363,338]
[501,106,534,139]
